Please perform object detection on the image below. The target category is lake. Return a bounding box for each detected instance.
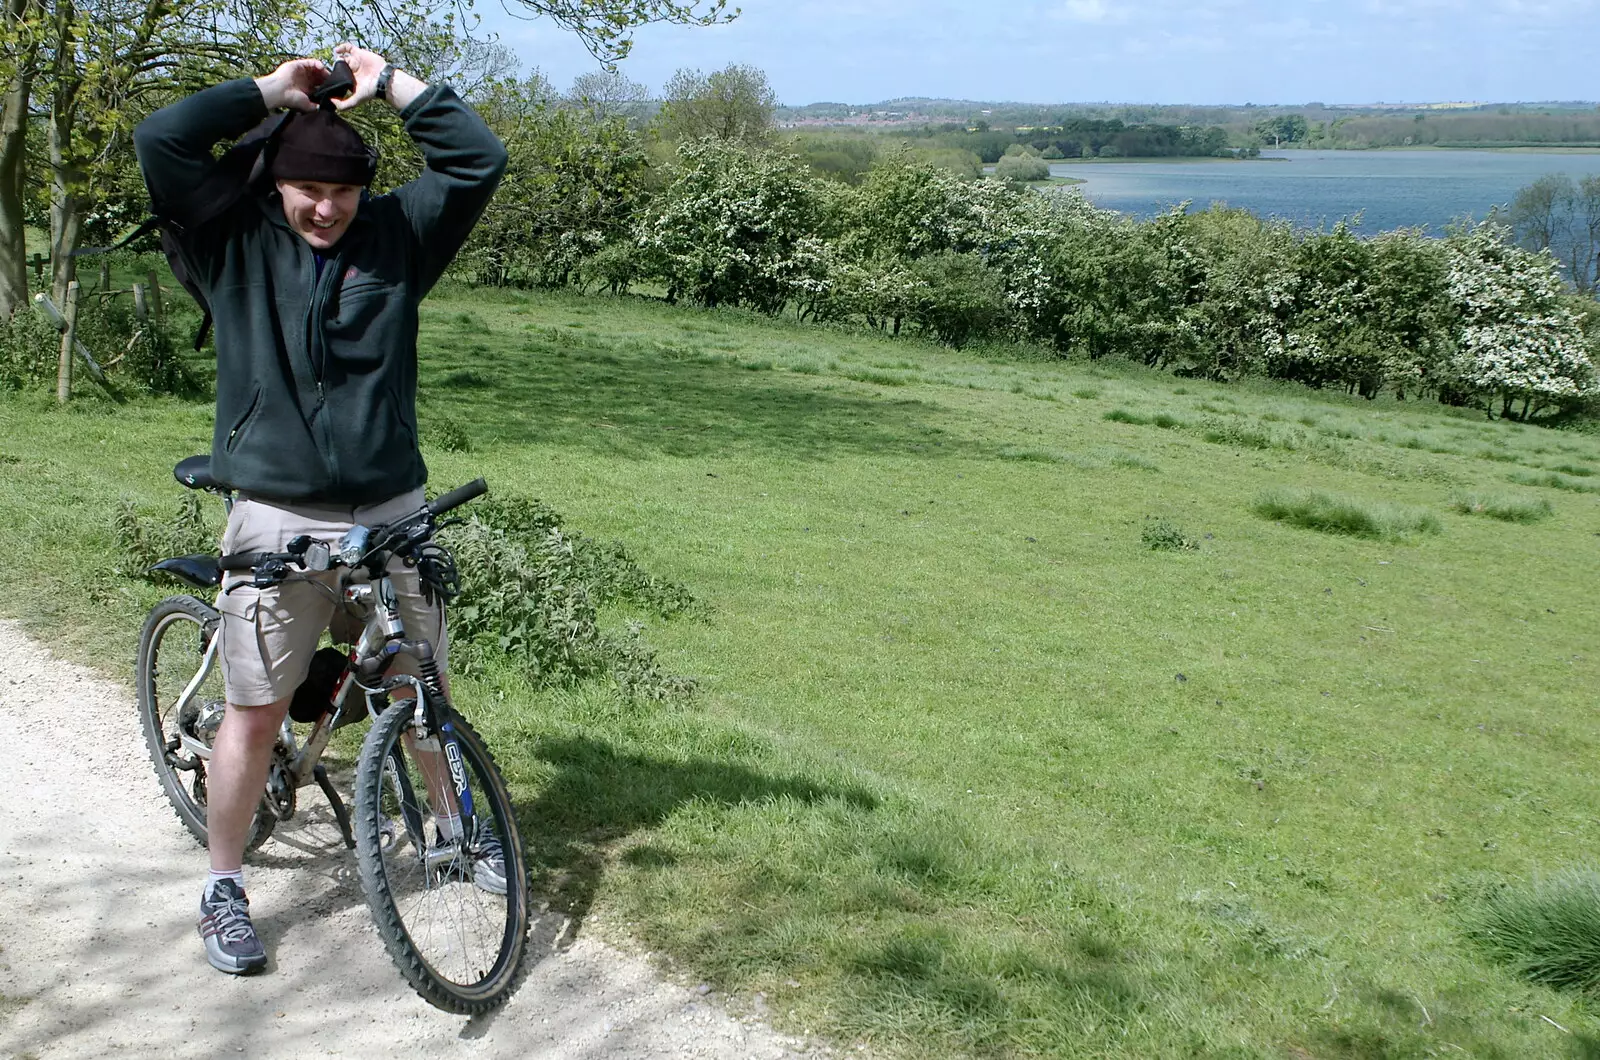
[1047,150,1600,234]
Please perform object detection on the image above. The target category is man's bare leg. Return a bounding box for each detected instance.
[391,683,506,893]
[196,696,287,974]
[206,697,291,870]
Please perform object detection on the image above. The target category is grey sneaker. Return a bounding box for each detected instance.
[472,829,507,896]
[198,879,267,975]
[426,828,507,896]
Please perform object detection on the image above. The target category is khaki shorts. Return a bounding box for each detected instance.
[217,489,448,707]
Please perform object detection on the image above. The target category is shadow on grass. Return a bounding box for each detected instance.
[507,729,1165,1054]
[514,733,878,937]
[417,330,972,462]
[1302,979,1576,1060]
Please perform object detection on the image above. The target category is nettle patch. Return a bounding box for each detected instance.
[114,490,700,702]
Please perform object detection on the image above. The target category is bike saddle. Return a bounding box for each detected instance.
[173,456,223,491]
[150,554,222,589]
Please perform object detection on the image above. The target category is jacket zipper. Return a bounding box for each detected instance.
[304,243,347,485]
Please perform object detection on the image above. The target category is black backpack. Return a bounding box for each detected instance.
[79,62,359,350]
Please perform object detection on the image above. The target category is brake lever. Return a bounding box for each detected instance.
[253,558,291,588]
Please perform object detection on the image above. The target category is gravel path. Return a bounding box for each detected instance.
[0,618,818,1060]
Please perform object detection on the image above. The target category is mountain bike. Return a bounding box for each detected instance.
[135,457,529,1013]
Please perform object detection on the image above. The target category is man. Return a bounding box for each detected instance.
[134,43,507,975]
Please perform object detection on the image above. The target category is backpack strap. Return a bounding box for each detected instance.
[73,111,292,349]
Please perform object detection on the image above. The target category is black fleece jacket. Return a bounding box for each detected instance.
[134,79,507,504]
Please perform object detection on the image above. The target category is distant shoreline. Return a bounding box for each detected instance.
[1046,156,1290,166]
[1270,144,1600,154]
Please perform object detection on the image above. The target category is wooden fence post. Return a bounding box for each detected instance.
[98,260,110,294]
[29,253,45,284]
[57,281,79,404]
[133,282,148,322]
[146,270,162,321]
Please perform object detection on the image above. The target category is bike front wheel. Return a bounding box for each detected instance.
[352,697,529,1013]
[135,595,275,851]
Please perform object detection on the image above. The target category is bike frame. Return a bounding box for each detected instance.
[169,537,475,846]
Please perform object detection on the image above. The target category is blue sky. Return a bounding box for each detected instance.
[476,0,1600,106]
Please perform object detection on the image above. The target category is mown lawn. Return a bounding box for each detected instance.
[4,284,1600,1057]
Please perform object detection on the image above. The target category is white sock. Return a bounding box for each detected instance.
[206,868,245,897]
[436,814,463,840]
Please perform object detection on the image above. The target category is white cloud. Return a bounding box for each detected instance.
[1059,0,1118,22]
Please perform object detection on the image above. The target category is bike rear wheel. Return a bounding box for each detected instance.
[136,595,275,851]
[353,697,529,1013]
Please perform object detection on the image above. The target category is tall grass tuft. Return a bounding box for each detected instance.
[1109,451,1159,471]
[423,406,473,453]
[1203,418,1279,450]
[1509,470,1600,495]
[1252,488,1442,539]
[1466,868,1600,993]
[1104,408,1150,425]
[1450,494,1554,524]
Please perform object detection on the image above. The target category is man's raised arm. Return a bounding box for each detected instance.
[133,60,325,218]
[332,44,509,291]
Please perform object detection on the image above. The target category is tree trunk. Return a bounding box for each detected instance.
[0,0,40,320]
[48,76,87,309]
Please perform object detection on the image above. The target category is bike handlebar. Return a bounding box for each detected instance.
[427,478,488,517]
[217,479,487,584]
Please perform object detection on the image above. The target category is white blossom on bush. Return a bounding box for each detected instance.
[1445,222,1596,416]
[637,139,824,313]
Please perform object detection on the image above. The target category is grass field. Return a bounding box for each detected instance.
[4,284,1600,1057]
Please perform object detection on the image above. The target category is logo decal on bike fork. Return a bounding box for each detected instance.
[442,726,475,819]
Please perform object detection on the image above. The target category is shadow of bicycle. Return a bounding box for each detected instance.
[244,768,583,980]
[510,734,880,948]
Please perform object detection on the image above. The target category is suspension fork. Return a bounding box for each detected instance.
[368,573,479,842]
[378,671,477,854]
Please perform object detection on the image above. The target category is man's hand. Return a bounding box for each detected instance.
[254,58,328,113]
[332,42,428,112]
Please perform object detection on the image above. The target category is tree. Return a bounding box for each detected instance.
[1511,174,1570,257]
[0,0,41,318]
[459,71,647,288]
[1510,173,1600,296]
[0,0,491,320]
[1445,221,1596,419]
[0,0,740,323]
[995,154,1049,183]
[657,63,776,145]
[498,0,735,64]
[637,138,822,312]
[1253,114,1308,148]
[904,250,1007,348]
[567,68,651,125]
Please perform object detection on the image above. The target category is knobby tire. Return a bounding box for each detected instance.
[135,594,274,851]
[352,699,529,1013]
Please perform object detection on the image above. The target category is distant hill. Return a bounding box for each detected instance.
[774,98,1600,150]
[776,98,1600,127]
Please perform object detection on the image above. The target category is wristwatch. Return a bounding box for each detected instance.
[374,64,395,101]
